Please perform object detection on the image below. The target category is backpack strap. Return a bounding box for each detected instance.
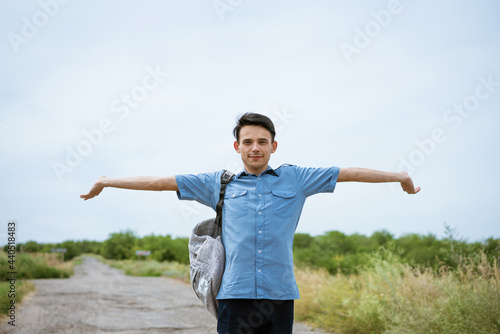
[215,170,235,232]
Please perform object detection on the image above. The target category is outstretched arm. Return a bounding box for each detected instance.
[337,167,420,194]
[80,175,178,201]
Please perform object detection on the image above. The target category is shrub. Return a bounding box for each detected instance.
[100,230,137,260]
[295,250,500,334]
[0,253,71,280]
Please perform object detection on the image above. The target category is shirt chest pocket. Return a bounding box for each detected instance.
[271,189,296,219]
[224,189,248,219]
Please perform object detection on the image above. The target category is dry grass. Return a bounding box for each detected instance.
[0,252,82,319]
[295,251,500,334]
[97,256,191,283]
[27,252,76,275]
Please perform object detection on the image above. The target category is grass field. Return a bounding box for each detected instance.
[0,252,80,318]
[295,251,500,334]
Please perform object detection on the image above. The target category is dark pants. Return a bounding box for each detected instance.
[217,299,294,334]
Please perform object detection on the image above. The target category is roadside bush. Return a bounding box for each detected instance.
[0,253,71,280]
[135,234,189,264]
[22,240,41,252]
[100,230,137,260]
[295,250,500,334]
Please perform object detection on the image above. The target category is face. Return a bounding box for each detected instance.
[234,125,278,175]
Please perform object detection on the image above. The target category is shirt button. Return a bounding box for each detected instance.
[258,177,261,180]
[258,269,261,273]
[258,230,262,234]
[258,212,262,215]
[258,250,262,253]
[258,194,262,197]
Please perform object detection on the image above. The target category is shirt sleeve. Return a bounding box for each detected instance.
[293,165,340,197]
[175,171,222,210]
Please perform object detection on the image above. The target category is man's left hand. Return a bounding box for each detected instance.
[400,171,421,194]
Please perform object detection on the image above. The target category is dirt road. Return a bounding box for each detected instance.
[1,256,327,333]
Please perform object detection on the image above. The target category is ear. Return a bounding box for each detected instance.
[271,141,278,153]
[233,140,240,153]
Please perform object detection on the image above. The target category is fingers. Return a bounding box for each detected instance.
[403,185,421,194]
[80,187,100,200]
[80,194,93,201]
[80,177,105,201]
[401,179,420,194]
[399,172,420,194]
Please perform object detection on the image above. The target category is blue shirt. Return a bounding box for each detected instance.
[175,164,339,300]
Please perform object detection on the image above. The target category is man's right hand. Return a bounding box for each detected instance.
[80,176,106,201]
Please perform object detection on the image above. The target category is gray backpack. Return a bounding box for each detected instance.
[188,170,234,319]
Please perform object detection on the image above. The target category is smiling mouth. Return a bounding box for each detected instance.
[249,156,263,160]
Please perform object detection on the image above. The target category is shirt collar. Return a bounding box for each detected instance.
[236,165,278,179]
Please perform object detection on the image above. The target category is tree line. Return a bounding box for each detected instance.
[293,226,499,274]
[4,225,499,275]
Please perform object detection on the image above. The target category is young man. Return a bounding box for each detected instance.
[81,113,420,333]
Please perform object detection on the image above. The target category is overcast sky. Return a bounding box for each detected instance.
[1,0,499,245]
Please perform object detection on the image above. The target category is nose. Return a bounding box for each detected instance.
[251,143,260,152]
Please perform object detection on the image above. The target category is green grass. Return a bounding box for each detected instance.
[0,252,80,318]
[0,252,72,280]
[295,251,500,334]
[0,280,35,319]
[94,255,191,283]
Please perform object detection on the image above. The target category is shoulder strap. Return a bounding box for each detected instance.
[215,170,235,231]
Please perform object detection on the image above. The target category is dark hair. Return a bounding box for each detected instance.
[233,112,276,143]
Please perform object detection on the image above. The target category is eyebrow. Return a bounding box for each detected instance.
[242,138,270,142]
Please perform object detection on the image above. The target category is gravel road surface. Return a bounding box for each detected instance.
[0,256,328,333]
